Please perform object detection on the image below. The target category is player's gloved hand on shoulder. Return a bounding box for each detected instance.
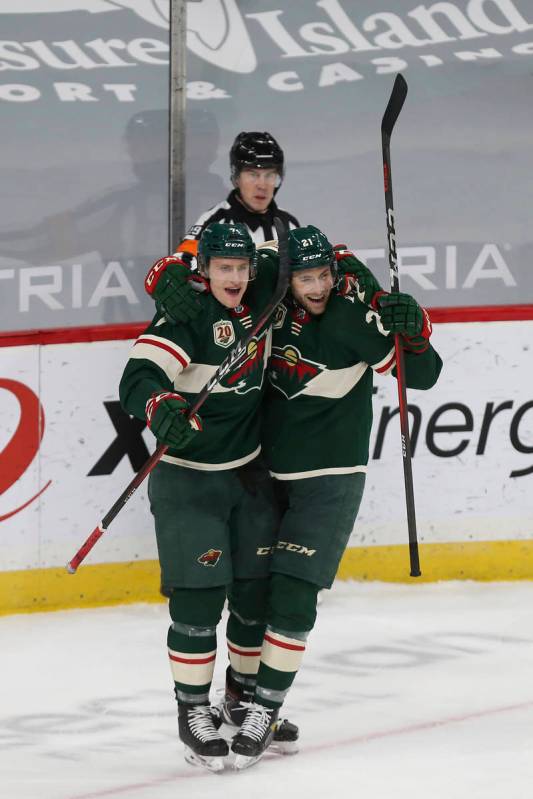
[145,255,204,325]
[145,391,202,449]
[334,245,385,308]
[377,292,432,353]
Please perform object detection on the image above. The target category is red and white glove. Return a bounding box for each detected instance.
[334,245,385,308]
[145,256,181,295]
[146,391,202,449]
[145,255,206,324]
[377,292,432,353]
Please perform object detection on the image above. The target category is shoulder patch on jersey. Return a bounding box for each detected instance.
[272,303,287,330]
[213,319,236,348]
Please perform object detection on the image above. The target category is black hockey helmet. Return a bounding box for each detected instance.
[230,131,285,185]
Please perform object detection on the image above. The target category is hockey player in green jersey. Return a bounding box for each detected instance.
[119,222,298,773]
[142,224,442,770]
[228,226,442,767]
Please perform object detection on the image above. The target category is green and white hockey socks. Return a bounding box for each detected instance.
[167,587,224,705]
[254,626,308,708]
[253,573,319,709]
[168,621,217,705]
[225,577,270,695]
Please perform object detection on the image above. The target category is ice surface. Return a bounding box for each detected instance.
[1,580,533,799]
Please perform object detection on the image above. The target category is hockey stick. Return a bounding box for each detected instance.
[381,74,421,578]
[66,218,290,574]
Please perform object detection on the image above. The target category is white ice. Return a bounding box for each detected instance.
[2,580,533,799]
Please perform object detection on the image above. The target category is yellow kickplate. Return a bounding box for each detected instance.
[0,560,163,616]
[1,539,533,615]
[336,539,533,583]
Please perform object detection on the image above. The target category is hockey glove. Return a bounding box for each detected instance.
[145,392,202,449]
[334,246,385,308]
[145,256,203,325]
[377,292,432,353]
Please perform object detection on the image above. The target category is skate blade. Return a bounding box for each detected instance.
[183,746,225,773]
[270,738,299,755]
[233,752,266,771]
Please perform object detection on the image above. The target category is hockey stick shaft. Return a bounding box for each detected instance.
[66,218,290,574]
[381,74,421,577]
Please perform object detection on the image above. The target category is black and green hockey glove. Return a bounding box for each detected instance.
[334,246,384,307]
[377,292,432,353]
[145,391,202,449]
[144,255,204,324]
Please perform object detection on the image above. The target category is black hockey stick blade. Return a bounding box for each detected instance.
[381,74,408,138]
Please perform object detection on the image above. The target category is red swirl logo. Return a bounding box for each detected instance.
[0,379,51,522]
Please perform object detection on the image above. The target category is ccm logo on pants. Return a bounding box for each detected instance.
[257,542,317,557]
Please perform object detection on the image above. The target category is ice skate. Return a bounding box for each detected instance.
[220,666,254,726]
[231,702,279,770]
[178,703,229,772]
[270,717,299,755]
[213,668,299,754]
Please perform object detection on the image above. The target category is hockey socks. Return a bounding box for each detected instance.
[254,627,308,708]
[226,608,264,679]
[167,621,217,704]
[167,587,224,704]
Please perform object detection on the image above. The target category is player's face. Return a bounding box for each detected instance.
[235,168,279,212]
[291,265,334,315]
[208,257,250,308]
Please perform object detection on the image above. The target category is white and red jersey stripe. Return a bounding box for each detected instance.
[372,345,396,375]
[129,333,191,384]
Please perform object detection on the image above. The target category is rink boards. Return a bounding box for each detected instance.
[1,318,532,613]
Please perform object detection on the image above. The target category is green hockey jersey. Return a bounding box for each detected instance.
[119,260,277,470]
[262,291,442,479]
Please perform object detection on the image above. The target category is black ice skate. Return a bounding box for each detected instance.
[178,703,229,772]
[220,666,254,726]
[270,717,299,755]
[213,669,299,755]
[231,702,279,770]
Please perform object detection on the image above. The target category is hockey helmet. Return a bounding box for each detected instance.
[198,222,257,277]
[288,226,335,274]
[230,131,285,185]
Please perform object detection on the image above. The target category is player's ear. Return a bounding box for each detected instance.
[197,254,210,279]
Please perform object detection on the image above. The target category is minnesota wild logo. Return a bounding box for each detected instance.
[269,345,325,399]
[219,328,269,395]
[197,549,222,567]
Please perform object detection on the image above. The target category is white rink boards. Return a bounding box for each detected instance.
[0,320,532,610]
